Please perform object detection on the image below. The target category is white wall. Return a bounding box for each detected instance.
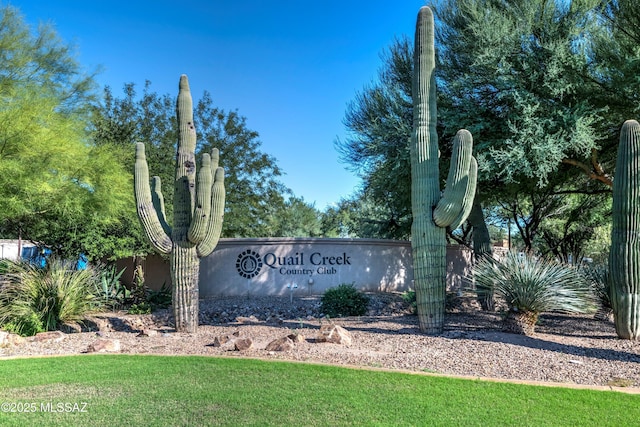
[0,240,37,261]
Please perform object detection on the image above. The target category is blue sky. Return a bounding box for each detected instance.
[13,0,427,210]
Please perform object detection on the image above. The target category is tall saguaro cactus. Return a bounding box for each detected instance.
[135,74,225,333]
[410,6,477,334]
[609,119,640,340]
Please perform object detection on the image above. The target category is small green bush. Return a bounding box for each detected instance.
[0,258,103,336]
[402,290,417,314]
[95,263,128,310]
[1,312,45,337]
[320,284,370,317]
[146,283,172,309]
[128,302,152,315]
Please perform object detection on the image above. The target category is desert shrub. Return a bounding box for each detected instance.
[127,267,171,313]
[320,283,370,317]
[95,263,128,310]
[402,290,417,314]
[94,262,171,313]
[0,258,103,336]
[580,263,612,319]
[0,259,16,274]
[1,312,45,337]
[127,302,152,315]
[145,283,172,309]
[472,251,596,335]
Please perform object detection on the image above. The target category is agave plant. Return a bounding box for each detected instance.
[94,262,128,310]
[472,251,596,335]
[0,258,103,336]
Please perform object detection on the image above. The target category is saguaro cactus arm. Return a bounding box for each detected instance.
[411,7,440,201]
[433,129,477,228]
[151,176,171,236]
[197,163,225,257]
[188,153,213,244]
[172,75,199,244]
[447,157,478,231]
[134,142,173,254]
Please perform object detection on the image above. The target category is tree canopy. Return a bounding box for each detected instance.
[434,0,615,188]
[336,0,633,261]
[0,5,130,260]
[336,37,414,239]
[92,81,325,245]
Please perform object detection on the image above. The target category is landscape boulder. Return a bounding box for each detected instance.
[265,336,295,352]
[287,333,305,343]
[82,316,112,332]
[86,338,121,353]
[316,324,352,345]
[233,337,253,351]
[0,330,25,347]
[235,315,260,324]
[31,331,66,343]
[210,331,253,351]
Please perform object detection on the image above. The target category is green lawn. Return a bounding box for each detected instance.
[0,355,637,426]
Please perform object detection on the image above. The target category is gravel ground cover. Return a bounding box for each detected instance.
[2,293,639,391]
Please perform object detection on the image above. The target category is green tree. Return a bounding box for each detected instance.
[337,0,622,264]
[495,179,611,260]
[434,0,613,187]
[591,0,640,123]
[433,0,623,259]
[270,197,323,237]
[320,198,359,238]
[322,190,413,239]
[0,5,96,112]
[92,81,293,241]
[0,5,129,261]
[336,37,414,239]
[194,91,291,237]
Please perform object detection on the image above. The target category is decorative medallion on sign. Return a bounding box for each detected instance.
[235,250,263,278]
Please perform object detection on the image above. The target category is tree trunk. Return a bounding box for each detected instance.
[502,310,538,336]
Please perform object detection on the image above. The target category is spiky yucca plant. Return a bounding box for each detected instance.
[0,258,102,336]
[473,252,596,335]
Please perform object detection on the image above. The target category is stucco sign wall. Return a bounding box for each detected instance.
[199,237,470,297]
[199,238,412,297]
